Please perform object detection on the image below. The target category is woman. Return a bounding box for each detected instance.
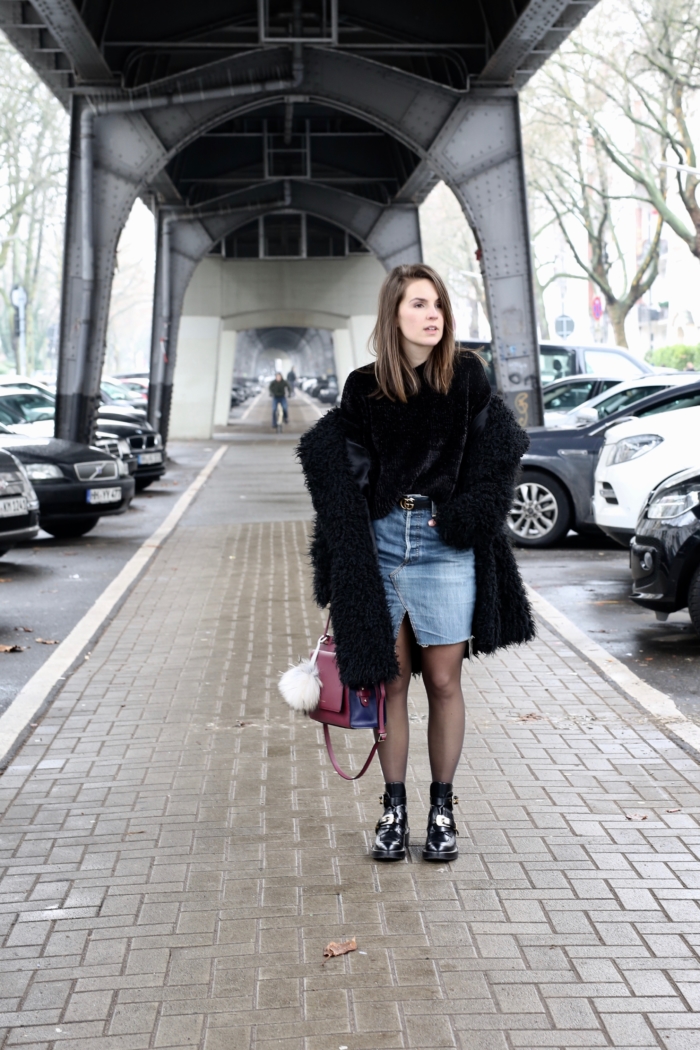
[298,264,534,863]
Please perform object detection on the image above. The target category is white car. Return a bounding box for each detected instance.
[549,373,697,428]
[593,404,700,546]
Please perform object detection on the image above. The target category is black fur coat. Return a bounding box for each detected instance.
[297,395,535,688]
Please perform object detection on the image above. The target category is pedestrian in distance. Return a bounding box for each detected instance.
[287,367,297,392]
[269,371,290,428]
[298,263,535,863]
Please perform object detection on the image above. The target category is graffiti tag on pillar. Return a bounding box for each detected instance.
[514,391,530,428]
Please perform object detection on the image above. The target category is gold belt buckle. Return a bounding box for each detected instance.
[399,496,415,511]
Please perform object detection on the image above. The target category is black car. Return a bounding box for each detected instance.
[0,448,40,555]
[0,427,135,539]
[630,466,700,633]
[91,418,165,491]
[510,380,700,547]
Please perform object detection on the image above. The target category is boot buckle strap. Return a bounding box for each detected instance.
[434,813,455,830]
[377,812,396,828]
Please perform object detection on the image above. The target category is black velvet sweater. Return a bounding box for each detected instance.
[339,350,492,520]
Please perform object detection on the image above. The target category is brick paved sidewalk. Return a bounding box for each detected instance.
[2,445,700,1050]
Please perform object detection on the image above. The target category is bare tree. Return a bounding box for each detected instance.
[536,0,700,294]
[420,183,488,340]
[0,40,68,374]
[522,57,664,347]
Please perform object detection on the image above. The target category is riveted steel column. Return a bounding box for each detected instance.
[428,88,543,427]
[55,99,85,441]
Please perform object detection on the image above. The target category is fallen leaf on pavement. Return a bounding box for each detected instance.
[36,638,60,645]
[625,812,647,821]
[667,808,681,813]
[0,578,13,583]
[0,644,27,653]
[14,626,33,632]
[518,712,544,721]
[323,937,357,962]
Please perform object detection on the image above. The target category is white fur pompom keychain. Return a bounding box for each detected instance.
[278,634,323,712]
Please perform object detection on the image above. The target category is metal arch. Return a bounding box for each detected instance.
[58,45,543,443]
[148,187,421,438]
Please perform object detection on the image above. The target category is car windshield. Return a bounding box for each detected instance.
[0,390,56,422]
[584,349,643,377]
[540,347,577,384]
[637,391,700,416]
[543,380,597,410]
[102,380,132,399]
[591,385,666,419]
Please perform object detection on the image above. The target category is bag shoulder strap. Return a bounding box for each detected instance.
[323,725,382,780]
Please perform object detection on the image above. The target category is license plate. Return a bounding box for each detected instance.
[86,487,122,505]
[137,451,163,466]
[0,496,28,518]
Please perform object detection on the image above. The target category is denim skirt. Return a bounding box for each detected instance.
[372,503,476,647]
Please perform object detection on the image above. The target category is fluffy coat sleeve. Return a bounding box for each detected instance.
[436,396,530,550]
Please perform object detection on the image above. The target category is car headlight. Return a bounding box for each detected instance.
[608,434,663,465]
[648,486,700,521]
[23,462,64,481]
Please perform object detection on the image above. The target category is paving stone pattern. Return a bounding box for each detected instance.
[2,445,700,1048]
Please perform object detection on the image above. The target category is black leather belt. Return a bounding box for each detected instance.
[398,495,432,511]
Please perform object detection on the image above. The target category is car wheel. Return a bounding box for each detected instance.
[508,471,572,548]
[689,565,700,635]
[135,478,154,492]
[41,517,99,539]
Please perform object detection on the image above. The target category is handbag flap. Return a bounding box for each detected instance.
[315,641,344,713]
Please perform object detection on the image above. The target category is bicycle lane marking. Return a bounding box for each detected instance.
[0,444,228,768]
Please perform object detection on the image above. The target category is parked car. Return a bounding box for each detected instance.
[113,373,150,398]
[93,417,165,491]
[550,373,698,429]
[459,339,654,389]
[0,448,40,555]
[0,426,135,538]
[593,404,700,547]
[541,375,625,427]
[510,379,700,547]
[630,464,700,632]
[317,382,339,404]
[101,379,147,417]
[0,385,151,472]
[0,376,148,429]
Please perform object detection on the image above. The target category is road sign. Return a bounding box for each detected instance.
[592,296,603,321]
[554,314,574,339]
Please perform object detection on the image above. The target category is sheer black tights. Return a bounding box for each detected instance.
[376,617,466,785]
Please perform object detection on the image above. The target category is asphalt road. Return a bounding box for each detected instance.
[517,532,700,720]
[0,442,216,717]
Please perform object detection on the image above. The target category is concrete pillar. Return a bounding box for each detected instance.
[333,329,354,389]
[347,315,376,370]
[213,330,237,427]
[169,316,221,439]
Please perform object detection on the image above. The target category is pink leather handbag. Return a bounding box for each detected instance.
[309,621,386,781]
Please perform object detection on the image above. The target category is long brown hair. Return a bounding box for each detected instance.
[370,263,457,402]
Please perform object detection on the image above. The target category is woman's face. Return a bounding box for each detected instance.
[396,278,444,355]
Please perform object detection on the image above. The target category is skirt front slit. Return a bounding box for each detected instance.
[372,504,476,647]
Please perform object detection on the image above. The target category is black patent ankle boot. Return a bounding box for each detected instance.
[423,781,459,862]
[371,782,409,861]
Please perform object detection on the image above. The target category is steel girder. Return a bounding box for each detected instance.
[147,184,421,440]
[56,46,543,444]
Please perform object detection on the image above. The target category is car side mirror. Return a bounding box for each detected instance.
[574,407,599,425]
